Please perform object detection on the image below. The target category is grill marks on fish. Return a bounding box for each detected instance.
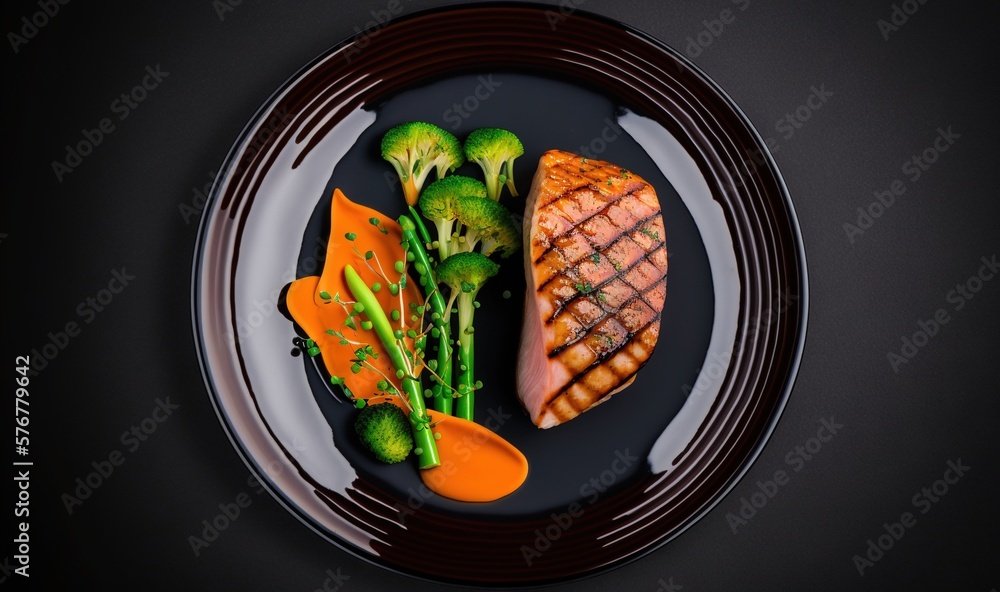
[521,150,668,426]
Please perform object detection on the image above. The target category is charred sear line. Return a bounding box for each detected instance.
[537,211,664,295]
[542,238,666,324]
[547,298,663,358]
[552,332,652,396]
[536,161,634,209]
[532,184,642,265]
[636,276,667,316]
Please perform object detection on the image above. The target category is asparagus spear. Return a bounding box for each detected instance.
[344,265,439,469]
[399,214,454,415]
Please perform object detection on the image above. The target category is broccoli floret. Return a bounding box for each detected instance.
[453,194,507,230]
[382,122,465,206]
[418,175,487,260]
[436,251,500,301]
[354,402,414,464]
[435,252,499,411]
[478,212,521,258]
[464,128,524,201]
[452,195,521,258]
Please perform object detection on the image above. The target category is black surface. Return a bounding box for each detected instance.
[3,0,997,590]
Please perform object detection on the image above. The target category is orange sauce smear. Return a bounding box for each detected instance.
[286,189,528,502]
[286,188,422,408]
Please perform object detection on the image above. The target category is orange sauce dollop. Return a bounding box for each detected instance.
[421,410,528,502]
[286,188,528,502]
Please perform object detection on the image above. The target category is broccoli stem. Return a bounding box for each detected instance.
[505,158,519,197]
[433,220,455,261]
[344,265,439,469]
[454,292,476,421]
[402,177,420,206]
[483,171,502,203]
[399,215,454,415]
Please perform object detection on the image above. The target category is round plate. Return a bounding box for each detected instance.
[193,3,807,586]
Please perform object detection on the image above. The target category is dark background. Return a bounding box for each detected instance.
[3,0,998,590]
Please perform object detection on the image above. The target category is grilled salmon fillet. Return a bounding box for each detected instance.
[516,150,667,428]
